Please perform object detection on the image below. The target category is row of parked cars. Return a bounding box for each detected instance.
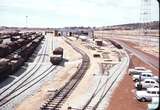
[128,67,159,110]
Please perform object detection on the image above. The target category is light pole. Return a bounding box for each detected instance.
[26,16,28,27]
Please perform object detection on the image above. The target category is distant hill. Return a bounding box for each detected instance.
[0,26,55,32]
[0,21,159,31]
[101,21,159,30]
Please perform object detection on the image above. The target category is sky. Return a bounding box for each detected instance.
[0,0,159,28]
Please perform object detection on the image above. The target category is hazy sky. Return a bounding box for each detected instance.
[0,0,159,27]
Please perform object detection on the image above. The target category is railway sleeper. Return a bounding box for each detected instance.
[41,40,90,110]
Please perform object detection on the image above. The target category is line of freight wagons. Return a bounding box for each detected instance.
[0,32,44,81]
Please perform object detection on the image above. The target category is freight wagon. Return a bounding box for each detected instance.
[0,34,44,82]
[9,55,25,74]
[0,39,3,44]
[0,44,10,57]
[0,33,43,58]
[53,47,64,57]
[50,47,63,65]
[0,58,10,81]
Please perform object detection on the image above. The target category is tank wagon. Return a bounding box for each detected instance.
[10,36,20,41]
[0,58,10,81]
[0,44,10,58]
[9,54,25,74]
[50,47,63,65]
[19,35,44,61]
[0,32,43,58]
[0,39,3,44]
[109,40,123,49]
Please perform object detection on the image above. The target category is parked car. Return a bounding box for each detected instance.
[132,72,159,82]
[134,67,146,70]
[128,67,152,75]
[148,97,159,110]
[136,88,159,102]
[135,79,159,90]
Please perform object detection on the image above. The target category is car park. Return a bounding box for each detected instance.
[135,79,159,90]
[136,88,159,102]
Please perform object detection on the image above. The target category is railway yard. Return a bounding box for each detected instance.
[0,0,159,109]
[0,30,159,110]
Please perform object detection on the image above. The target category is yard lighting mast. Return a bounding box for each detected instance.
[26,16,28,27]
[139,0,152,46]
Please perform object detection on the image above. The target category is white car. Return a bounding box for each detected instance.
[136,88,159,102]
[135,79,159,89]
[132,72,159,82]
[128,67,151,75]
[148,97,159,110]
[134,67,146,70]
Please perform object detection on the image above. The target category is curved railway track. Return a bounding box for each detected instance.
[82,52,129,110]
[0,34,57,108]
[106,38,159,69]
[40,38,90,110]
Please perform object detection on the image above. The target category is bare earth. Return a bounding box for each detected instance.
[107,55,159,110]
[119,40,159,59]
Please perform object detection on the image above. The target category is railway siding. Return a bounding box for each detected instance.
[0,34,56,110]
[40,38,90,110]
[81,50,129,110]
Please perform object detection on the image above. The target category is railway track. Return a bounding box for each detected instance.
[81,51,129,110]
[0,38,47,106]
[0,34,58,109]
[108,39,159,69]
[0,39,46,93]
[40,38,90,110]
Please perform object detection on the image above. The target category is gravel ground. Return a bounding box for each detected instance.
[119,39,159,75]
[15,35,82,110]
[120,40,159,59]
[61,37,129,110]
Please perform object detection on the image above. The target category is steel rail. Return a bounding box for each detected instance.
[40,38,90,110]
